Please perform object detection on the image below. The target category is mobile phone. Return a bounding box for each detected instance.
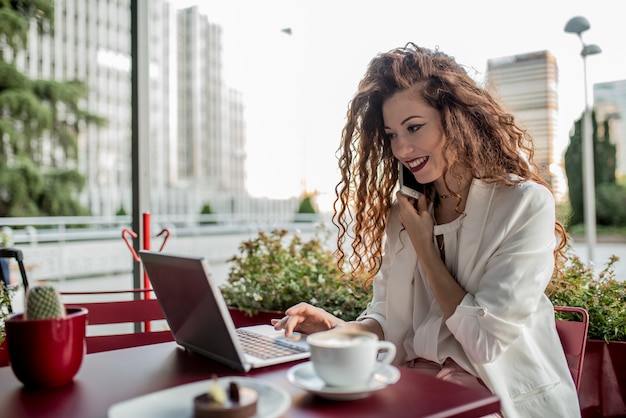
[398,161,425,199]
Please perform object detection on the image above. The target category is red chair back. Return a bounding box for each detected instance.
[61,289,173,354]
[554,305,589,392]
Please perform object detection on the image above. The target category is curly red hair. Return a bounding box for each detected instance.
[333,43,566,286]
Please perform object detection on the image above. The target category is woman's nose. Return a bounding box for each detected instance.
[395,135,414,157]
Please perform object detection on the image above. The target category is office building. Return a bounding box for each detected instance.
[175,7,248,214]
[16,0,249,216]
[594,79,626,176]
[486,51,559,190]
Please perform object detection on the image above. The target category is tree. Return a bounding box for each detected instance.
[0,1,106,217]
[199,202,216,224]
[564,110,617,226]
[564,117,584,226]
[294,194,317,222]
[298,195,317,214]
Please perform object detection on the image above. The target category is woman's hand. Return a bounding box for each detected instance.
[271,302,344,337]
[396,191,434,250]
[396,191,467,318]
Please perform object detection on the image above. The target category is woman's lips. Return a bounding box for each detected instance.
[408,156,428,172]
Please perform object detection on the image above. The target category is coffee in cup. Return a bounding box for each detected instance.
[306,329,396,387]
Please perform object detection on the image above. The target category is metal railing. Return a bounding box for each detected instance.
[1,213,328,245]
[1,213,331,282]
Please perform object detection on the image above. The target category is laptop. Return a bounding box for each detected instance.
[138,250,310,372]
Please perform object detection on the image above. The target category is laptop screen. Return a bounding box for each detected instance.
[138,250,248,370]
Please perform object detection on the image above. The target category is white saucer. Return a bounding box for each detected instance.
[108,376,290,418]
[286,361,400,401]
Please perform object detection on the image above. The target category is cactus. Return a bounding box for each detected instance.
[25,285,65,320]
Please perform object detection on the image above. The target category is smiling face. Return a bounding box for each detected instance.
[383,88,447,185]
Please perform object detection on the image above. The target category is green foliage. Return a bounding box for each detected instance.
[200,202,214,214]
[0,158,45,216]
[0,282,16,345]
[199,202,217,225]
[556,200,573,230]
[296,195,317,214]
[596,183,626,226]
[0,158,88,216]
[564,111,618,227]
[294,195,318,222]
[116,205,127,216]
[547,251,625,342]
[0,0,54,54]
[595,118,617,185]
[37,168,89,216]
[221,228,371,321]
[564,117,583,225]
[0,0,102,217]
[0,231,8,246]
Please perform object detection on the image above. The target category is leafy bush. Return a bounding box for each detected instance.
[296,196,316,214]
[199,202,217,225]
[547,251,625,342]
[294,195,318,223]
[0,282,16,345]
[220,228,371,321]
[115,205,127,216]
[596,183,626,226]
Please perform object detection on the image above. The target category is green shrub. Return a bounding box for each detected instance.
[220,228,370,321]
[547,251,625,342]
[199,202,217,225]
[0,282,16,345]
[294,195,318,223]
[596,183,626,226]
[115,205,127,216]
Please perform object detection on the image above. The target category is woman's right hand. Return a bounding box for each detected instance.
[396,191,434,247]
[271,302,344,337]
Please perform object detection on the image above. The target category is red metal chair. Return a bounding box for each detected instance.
[554,305,589,392]
[61,289,173,354]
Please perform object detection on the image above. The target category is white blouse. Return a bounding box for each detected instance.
[406,214,479,376]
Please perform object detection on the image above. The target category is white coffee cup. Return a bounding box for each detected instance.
[306,329,396,387]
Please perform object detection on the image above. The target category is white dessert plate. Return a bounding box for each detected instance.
[108,376,290,418]
[286,361,401,401]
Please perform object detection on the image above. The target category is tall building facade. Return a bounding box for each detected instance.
[17,0,137,216]
[486,51,559,189]
[174,7,247,214]
[594,79,626,176]
[17,0,248,216]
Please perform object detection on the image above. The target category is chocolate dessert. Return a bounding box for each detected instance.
[193,379,258,418]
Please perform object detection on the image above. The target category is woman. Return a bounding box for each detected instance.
[272,43,579,417]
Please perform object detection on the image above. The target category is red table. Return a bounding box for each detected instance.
[0,342,500,418]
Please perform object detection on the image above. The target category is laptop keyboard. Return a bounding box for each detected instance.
[236,328,307,359]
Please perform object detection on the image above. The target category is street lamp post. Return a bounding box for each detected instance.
[564,16,601,264]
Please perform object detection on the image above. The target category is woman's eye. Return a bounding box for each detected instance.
[385,132,397,140]
[408,124,424,133]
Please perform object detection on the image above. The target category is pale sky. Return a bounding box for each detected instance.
[172,0,625,212]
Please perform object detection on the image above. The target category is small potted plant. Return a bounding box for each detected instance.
[547,250,625,418]
[220,227,371,327]
[5,285,88,387]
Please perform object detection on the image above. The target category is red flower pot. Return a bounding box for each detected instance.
[0,339,8,367]
[580,340,626,418]
[5,307,88,388]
